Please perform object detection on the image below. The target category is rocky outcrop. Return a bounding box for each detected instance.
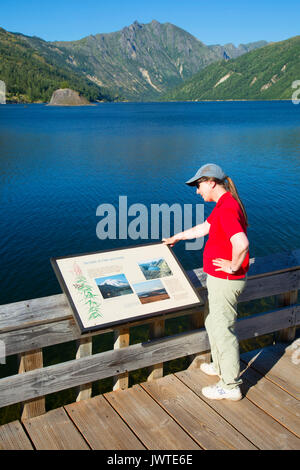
[214,72,233,88]
[48,88,91,106]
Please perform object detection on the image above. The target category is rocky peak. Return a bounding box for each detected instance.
[132,20,142,29]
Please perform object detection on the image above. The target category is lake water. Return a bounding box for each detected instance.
[0,101,300,305]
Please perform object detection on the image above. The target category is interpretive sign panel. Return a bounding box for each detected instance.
[51,242,202,333]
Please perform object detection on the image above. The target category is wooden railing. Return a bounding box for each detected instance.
[0,249,300,421]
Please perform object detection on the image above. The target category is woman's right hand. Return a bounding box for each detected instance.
[162,236,179,247]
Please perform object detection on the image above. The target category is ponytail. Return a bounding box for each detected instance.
[224,176,249,227]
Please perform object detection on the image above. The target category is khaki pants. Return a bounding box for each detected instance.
[204,274,247,390]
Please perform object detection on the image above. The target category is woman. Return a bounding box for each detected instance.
[163,163,249,401]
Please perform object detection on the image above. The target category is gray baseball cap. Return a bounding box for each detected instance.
[185,163,226,186]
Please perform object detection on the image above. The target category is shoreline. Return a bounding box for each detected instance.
[3,98,295,105]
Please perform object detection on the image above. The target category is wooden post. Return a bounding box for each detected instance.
[188,307,210,369]
[113,328,130,390]
[147,319,165,381]
[18,349,45,420]
[76,337,93,401]
[277,290,298,343]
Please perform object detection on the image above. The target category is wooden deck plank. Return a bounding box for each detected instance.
[0,420,33,450]
[140,374,256,450]
[240,363,300,438]
[241,344,300,400]
[104,385,200,450]
[176,369,300,450]
[65,395,145,450]
[22,407,90,450]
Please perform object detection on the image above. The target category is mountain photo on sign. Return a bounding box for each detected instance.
[138,258,173,280]
[132,279,170,304]
[95,274,134,299]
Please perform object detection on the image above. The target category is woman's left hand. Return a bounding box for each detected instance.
[212,258,233,273]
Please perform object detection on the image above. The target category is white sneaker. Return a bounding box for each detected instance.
[201,384,242,401]
[200,362,219,376]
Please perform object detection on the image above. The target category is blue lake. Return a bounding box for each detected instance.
[0,101,300,305]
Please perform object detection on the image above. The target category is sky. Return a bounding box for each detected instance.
[1,0,299,45]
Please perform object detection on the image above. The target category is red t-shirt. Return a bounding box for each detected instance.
[204,192,249,280]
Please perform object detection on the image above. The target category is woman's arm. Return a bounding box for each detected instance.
[230,232,249,272]
[213,232,249,273]
[162,220,211,247]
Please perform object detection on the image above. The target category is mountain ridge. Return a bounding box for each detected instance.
[161,35,300,101]
[0,27,117,103]
[50,20,267,100]
[0,20,271,102]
